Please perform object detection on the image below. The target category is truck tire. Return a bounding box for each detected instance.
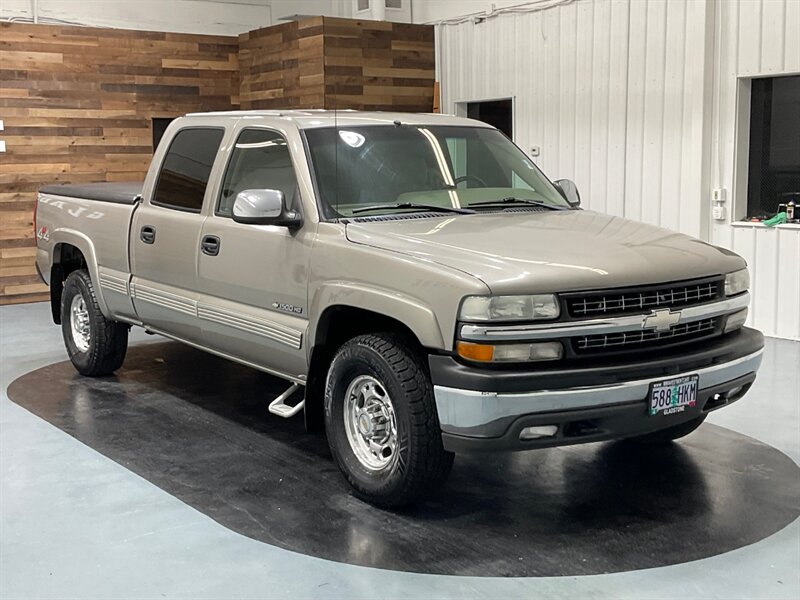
[628,415,707,444]
[324,333,454,507]
[61,269,128,377]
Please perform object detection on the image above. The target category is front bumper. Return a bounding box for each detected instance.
[430,327,764,452]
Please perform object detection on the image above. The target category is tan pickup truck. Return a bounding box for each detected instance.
[35,110,764,506]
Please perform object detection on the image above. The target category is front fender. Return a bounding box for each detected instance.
[308,281,446,351]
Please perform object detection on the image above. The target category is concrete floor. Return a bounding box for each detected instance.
[1,301,798,599]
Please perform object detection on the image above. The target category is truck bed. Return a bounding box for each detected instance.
[39,182,143,205]
[36,182,143,322]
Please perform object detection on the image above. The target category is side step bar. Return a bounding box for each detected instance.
[268,383,305,418]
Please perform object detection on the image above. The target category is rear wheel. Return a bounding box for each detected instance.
[324,333,454,507]
[628,415,707,444]
[61,269,128,377]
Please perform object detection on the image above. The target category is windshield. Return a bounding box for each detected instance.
[303,125,570,218]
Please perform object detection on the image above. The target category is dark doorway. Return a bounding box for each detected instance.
[152,117,176,152]
[747,75,800,217]
[467,98,513,139]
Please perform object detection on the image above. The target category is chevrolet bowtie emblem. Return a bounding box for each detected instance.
[642,308,681,332]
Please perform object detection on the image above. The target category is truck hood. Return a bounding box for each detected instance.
[344,210,745,294]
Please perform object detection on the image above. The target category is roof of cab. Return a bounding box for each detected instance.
[182,109,492,130]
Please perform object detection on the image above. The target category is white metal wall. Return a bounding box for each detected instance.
[0,0,271,35]
[437,0,800,340]
[439,0,712,238]
[709,0,800,341]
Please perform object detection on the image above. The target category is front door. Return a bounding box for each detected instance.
[196,127,313,380]
[130,127,225,343]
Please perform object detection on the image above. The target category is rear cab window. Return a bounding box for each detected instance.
[152,128,225,212]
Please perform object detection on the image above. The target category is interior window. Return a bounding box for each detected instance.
[747,75,800,218]
[217,129,298,218]
[152,128,224,212]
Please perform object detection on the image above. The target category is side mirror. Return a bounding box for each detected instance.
[554,179,581,207]
[232,189,302,228]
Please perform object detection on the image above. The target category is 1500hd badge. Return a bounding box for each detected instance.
[272,302,303,314]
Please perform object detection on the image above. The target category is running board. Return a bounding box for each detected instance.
[268,383,305,418]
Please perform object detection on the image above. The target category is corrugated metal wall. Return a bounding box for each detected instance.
[437,0,800,340]
[709,0,800,341]
[438,0,711,238]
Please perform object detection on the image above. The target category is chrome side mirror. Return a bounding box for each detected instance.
[554,179,581,207]
[232,189,302,228]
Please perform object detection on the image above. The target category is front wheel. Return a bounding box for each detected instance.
[324,333,454,507]
[61,269,128,377]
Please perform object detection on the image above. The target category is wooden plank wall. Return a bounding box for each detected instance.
[322,17,435,112]
[238,17,435,112]
[238,18,325,109]
[0,22,239,304]
[1,17,433,304]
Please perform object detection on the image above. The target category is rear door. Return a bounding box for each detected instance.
[130,126,225,343]
[196,126,313,380]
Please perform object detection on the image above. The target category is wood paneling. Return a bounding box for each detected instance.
[238,17,435,112]
[0,22,239,304]
[1,17,433,304]
[238,18,326,109]
[322,17,435,112]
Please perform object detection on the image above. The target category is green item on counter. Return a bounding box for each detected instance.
[763,212,788,227]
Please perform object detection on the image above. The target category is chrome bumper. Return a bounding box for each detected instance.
[434,349,763,437]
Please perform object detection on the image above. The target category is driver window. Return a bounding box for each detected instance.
[217,129,298,217]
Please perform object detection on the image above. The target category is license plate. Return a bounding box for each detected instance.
[649,375,699,416]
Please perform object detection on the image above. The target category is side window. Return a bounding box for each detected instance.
[152,128,224,212]
[218,129,298,217]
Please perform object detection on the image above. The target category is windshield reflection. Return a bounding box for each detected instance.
[304,125,569,218]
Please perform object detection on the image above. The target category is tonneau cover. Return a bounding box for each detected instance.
[39,182,143,205]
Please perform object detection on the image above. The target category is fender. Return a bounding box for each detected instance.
[49,228,112,318]
[308,281,446,353]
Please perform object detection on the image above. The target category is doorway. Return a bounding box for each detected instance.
[464,98,514,139]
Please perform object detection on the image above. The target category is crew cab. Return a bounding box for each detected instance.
[35,110,764,507]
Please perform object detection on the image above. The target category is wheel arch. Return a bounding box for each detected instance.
[304,292,443,433]
[49,231,105,324]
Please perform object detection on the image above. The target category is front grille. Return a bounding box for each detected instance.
[573,317,719,353]
[565,277,723,318]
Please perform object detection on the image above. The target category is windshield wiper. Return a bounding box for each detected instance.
[352,202,475,215]
[466,197,568,211]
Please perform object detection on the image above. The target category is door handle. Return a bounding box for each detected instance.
[201,235,220,256]
[140,225,156,244]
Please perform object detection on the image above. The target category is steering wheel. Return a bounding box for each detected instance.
[452,174,488,188]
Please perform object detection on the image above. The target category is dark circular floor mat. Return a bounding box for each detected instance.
[8,341,800,577]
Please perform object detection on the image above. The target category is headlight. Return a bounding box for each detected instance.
[725,269,750,296]
[459,294,560,322]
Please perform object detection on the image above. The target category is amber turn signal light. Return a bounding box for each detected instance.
[456,341,495,362]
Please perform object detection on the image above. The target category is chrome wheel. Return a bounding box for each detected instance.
[70,293,91,353]
[343,375,398,471]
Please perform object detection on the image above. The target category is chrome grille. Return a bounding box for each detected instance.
[574,317,719,353]
[566,278,723,318]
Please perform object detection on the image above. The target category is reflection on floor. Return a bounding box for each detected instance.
[2,302,799,598]
[7,341,800,577]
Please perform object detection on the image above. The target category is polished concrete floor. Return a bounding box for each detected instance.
[2,301,799,598]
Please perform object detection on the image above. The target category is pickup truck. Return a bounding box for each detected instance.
[35,110,764,507]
